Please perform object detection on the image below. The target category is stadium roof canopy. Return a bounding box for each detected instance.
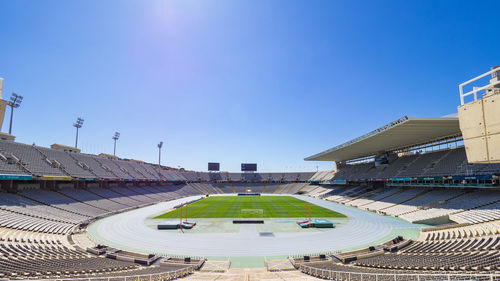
[305,115,461,162]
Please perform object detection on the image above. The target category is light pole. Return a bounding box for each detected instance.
[73,117,84,148]
[7,93,23,135]
[112,132,120,156]
[158,141,163,178]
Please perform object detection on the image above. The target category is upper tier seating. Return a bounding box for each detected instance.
[333,163,372,180]
[71,153,116,178]
[0,140,498,184]
[159,169,187,181]
[331,147,500,180]
[375,154,419,178]
[0,141,65,176]
[37,147,95,178]
[137,162,162,179]
[0,153,24,174]
[113,159,147,180]
[93,157,131,179]
[310,170,335,181]
[398,151,446,177]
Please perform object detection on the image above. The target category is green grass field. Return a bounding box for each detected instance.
[153,196,346,219]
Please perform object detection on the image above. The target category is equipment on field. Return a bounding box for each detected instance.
[233,219,264,224]
[157,220,196,229]
[298,201,336,228]
[297,218,335,228]
[158,202,196,230]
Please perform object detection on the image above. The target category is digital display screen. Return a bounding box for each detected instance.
[208,162,220,171]
[241,163,257,171]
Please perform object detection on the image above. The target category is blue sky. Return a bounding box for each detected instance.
[0,0,498,172]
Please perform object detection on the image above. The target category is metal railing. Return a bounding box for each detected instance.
[299,264,500,281]
[459,66,500,105]
[16,266,196,281]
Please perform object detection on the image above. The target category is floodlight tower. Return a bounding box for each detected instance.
[73,117,84,148]
[158,141,163,176]
[112,132,120,156]
[7,93,23,135]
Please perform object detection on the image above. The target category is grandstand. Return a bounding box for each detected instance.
[0,137,498,280]
[0,138,320,279]
[0,67,499,280]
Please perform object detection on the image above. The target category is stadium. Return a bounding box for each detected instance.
[0,64,498,281]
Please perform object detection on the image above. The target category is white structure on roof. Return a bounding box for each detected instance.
[458,66,500,164]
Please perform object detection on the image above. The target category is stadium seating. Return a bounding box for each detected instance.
[295,232,500,276]
[0,226,198,279]
[381,189,463,216]
[403,190,500,223]
[422,220,500,240]
[451,202,500,224]
[0,184,208,280]
[304,184,500,225]
[0,140,498,185]
[94,157,131,179]
[71,153,117,178]
[333,163,372,180]
[1,138,500,279]
[359,188,426,213]
[324,186,370,203]
[330,147,500,180]
[0,153,25,174]
[0,140,66,176]
[37,147,95,178]
[21,188,105,217]
[347,187,401,207]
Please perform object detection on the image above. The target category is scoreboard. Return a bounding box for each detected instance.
[241,163,257,172]
[208,162,220,171]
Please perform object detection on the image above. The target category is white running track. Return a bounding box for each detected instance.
[87,195,422,257]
